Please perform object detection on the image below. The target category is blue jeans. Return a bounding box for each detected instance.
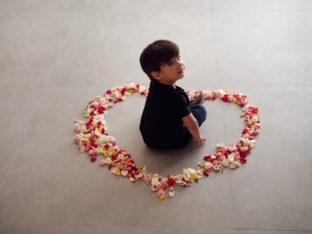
[190,104,207,127]
[184,104,207,143]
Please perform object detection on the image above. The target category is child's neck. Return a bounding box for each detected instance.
[158,80,176,88]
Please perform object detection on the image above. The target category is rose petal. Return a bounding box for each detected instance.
[110,167,121,176]
[90,156,97,162]
[169,186,175,198]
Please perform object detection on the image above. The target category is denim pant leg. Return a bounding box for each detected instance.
[190,104,207,126]
[183,104,207,145]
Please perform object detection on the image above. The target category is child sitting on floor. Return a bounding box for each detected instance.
[139,40,207,150]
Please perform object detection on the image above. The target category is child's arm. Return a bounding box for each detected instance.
[182,114,205,143]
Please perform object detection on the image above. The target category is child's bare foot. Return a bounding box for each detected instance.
[190,137,206,149]
[192,135,206,144]
[190,91,204,105]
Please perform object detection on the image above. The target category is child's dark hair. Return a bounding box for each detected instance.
[139,40,180,81]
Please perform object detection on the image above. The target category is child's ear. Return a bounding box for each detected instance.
[151,71,161,81]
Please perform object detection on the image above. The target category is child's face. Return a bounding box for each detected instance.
[152,56,185,85]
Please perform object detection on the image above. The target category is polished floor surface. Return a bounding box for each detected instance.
[0,1,312,233]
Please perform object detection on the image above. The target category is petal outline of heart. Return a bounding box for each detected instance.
[73,83,261,200]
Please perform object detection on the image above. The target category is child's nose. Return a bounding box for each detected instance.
[178,59,184,69]
[177,59,183,65]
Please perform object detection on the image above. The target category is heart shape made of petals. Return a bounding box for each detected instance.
[73,83,261,200]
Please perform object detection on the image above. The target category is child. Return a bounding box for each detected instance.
[139,40,207,150]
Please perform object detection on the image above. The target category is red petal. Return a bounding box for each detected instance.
[203,155,211,161]
[120,88,126,95]
[242,129,248,135]
[203,170,210,177]
[222,95,229,102]
[166,176,176,186]
[90,156,97,162]
[240,157,247,164]
[111,155,118,161]
[98,106,104,114]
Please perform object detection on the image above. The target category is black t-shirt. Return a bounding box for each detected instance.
[139,81,192,150]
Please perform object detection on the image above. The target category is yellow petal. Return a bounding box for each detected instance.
[110,167,121,176]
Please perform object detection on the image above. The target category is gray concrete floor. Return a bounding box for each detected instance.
[0,1,312,233]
